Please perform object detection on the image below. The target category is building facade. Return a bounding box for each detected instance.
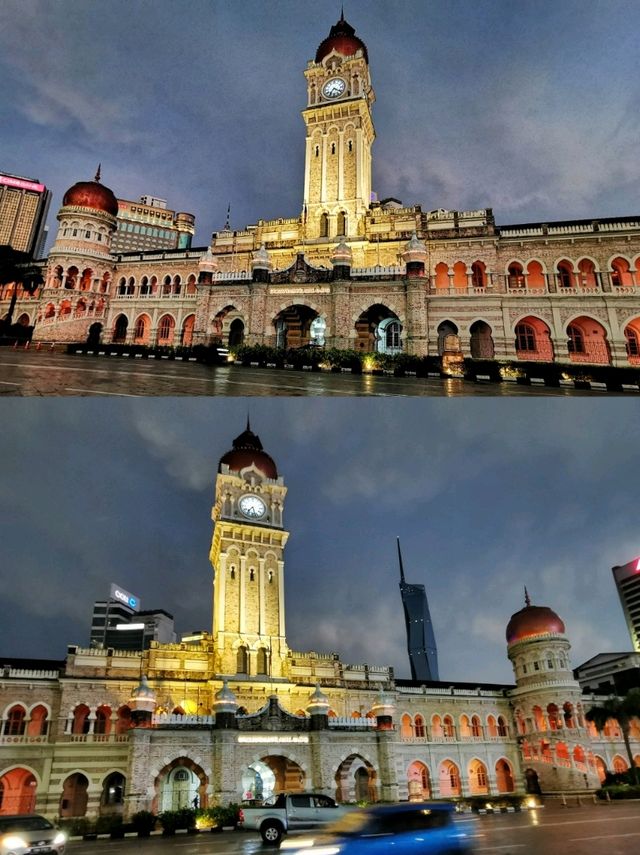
[612,557,640,651]
[1,424,639,819]
[2,13,638,366]
[111,196,195,254]
[0,171,51,257]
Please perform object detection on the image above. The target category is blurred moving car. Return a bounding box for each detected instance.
[280,802,473,855]
[240,792,350,844]
[0,815,66,855]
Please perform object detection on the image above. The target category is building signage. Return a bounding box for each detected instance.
[0,174,45,193]
[237,735,309,744]
[109,583,140,611]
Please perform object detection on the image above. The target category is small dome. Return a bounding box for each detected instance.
[307,684,330,715]
[219,422,278,480]
[128,675,156,713]
[506,594,565,645]
[251,244,272,271]
[62,167,118,217]
[199,247,217,273]
[402,231,427,266]
[316,13,368,64]
[213,680,238,715]
[331,238,353,267]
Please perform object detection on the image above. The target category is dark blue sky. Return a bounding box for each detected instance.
[1,0,639,249]
[1,399,638,684]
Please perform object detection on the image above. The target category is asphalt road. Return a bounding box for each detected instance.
[65,804,640,855]
[0,351,590,397]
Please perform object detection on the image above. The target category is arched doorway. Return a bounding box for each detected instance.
[112,314,128,343]
[0,768,37,815]
[437,320,460,356]
[229,318,245,347]
[274,305,319,349]
[495,759,515,793]
[181,314,195,346]
[470,320,495,358]
[259,755,305,797]
[407,761,431,800]
[156,758,208,813]
[100,772,125,815]
[335,755,377,803]
[241,760,275,802]
[624,318,640,365]
[354,305,401,353]
[525,768,541,795]
[468,759,489,795]
[594,756,607,783]
[59,773,89,817]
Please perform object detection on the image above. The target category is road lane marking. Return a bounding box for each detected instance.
[0,380,21,385]
[475,846,526,851]
[569,831,640,841]
[64,387,142,397]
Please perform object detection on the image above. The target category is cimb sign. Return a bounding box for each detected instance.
[109,583,140,612]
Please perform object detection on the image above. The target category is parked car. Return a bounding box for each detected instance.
[239,792,350,844]
[280,802,473,855]
[0,815,66,855]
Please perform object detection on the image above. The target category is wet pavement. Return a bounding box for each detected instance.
[0,351,593,396]
[66,803,640,855]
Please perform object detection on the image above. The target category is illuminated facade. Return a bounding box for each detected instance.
[3,13,639,365]
[1,424,640,819]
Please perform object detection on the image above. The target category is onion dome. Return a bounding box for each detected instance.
[330,239,353,268]
[128,675,156,714]
[402,232,427,266]
[306,684,330,716]
[506,588,566,645]
[198,247,218,274]
[212,680,238,715]
[316,12,368,64]
[251,244,272,272]
[219,421,278,480]
[62,165,118,217]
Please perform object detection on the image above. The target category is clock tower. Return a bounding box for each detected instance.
[302,13,375,241]
[210,423,289,678]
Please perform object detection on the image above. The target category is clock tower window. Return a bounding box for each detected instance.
[320,213,329,237]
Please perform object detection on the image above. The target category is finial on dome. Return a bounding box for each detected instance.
[524,586,531,607]
[94,164,101,183]
[340,4,345,21]
[246,412,251,432]
[224,203,231,231]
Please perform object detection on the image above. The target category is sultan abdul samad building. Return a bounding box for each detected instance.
[4,14,640,366]
[1,423,640,818]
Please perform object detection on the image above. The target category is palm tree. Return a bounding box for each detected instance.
[586,688,640,785]
[0,245,44,332]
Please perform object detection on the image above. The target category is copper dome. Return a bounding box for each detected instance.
[62,167,118,217]
[219,424,278,480]
[316,13,368,64]
[506,600,565,645]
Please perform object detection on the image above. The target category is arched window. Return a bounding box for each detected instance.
[471,261,486,289]
[625,327,640,357]
[257,648,268,675]
[515,323,536,352]
[140,276,149,296]
[385,320,401,350]
[118,276,127,296]
[567,324,585,353]
[557,261,574,288]
[94,705,111,735]
[237,646,248,674]
[443,715,454,738]
[508,263,524,289]
[158,315,175,342]
[319,213,329,238]
[3,705,26,736]
[414,715,426,738]
[337,211,347,236]
[497,716,508,737]
[331,142,336,155]
[471,715,482,737]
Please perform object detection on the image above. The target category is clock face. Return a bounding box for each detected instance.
[239,494,267,520]
[323,77,346,99]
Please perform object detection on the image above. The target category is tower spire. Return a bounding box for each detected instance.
[524,586,531,607]
[397,537,406,584]
[224,203,231,230]
[94,163,101,182]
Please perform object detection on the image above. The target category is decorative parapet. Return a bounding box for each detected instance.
[351,265,404,278]
[5,668,61,679]
[210,270,252,281]
[152,713,215,726]
[328,716,376,729]
[396,685,509,698]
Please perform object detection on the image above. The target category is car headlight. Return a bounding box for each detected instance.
[53,832,67,845]
[3,835,28,848]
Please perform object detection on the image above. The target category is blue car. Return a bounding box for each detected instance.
[280,802,473,855]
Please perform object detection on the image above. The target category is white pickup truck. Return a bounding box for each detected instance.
[239,792,350,844]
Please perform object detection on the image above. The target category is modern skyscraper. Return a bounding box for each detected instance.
[0,171,51,256]
[397,538,439,681]
[612,556,640,651]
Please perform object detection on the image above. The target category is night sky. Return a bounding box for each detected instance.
[1,399,638,685]
[1,0,639,251]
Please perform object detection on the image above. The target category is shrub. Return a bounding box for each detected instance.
[597,783,640,800]
[95,815,123,836]
[131,810,157,835]
[159,808,196,834]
